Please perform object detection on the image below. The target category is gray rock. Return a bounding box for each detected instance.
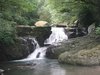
[58,45,100,66]
[58,33,100,66]
[46,34,100,65]
[0,69,4,73]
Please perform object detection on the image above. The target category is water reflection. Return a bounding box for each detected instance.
[50,66,66,75]
[0,59,100,75]
[60,64,100,75]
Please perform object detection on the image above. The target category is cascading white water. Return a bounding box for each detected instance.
[26,47,47,60]
[44,27,68,45]
[25,27,68,60]
[19,47,47,61]
[16,27,68,61]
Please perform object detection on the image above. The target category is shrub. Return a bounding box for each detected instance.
[96,27,100,35]
[0,18,16,45]
[13,15,29,25]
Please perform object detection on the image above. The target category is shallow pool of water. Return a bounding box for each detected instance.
[0,59,100,75]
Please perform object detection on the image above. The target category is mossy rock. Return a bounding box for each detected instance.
[58,45,100,66]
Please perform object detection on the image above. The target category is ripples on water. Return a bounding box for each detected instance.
[0,59,100,75]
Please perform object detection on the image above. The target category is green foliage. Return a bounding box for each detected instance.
[22,11,39,25]
[0,0,38,25]
[36,0,100,29]
[0,0,36,12]
[13,15,29,25]
[37,0,80,25]
[0,0,100,47]
[76,0,100,27]
[0,0,38,45]
[78,6,95,27]
[96,27,100,34]
[0,18,16,45]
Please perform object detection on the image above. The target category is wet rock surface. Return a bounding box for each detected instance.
[16,26,51,46]
[58,33,100,66]
[46,33,100,66]
[58,45,100,66]
[0,27,52,61]
[0,37,38,61]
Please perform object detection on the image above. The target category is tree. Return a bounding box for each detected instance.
[36,0,86,25]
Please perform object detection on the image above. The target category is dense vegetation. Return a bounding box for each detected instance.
[0,0,100,45]
[0,0,38,45]
[38,0,100,32]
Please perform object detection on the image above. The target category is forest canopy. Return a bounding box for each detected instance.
[0,0,38,45]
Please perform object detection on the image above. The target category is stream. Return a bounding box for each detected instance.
[0,27,100,75]
[0,59,100,75]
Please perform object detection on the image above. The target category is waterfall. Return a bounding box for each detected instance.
[16,27,68,61]
[26,47,47,60]
[44,27,68,45]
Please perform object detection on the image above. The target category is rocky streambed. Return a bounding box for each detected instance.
[46,32,100,66]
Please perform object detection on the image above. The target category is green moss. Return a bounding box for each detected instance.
[0,18,16,46]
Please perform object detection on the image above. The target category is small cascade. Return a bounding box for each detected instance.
[18,47,48,61]
[26,47,47,60]
[44,27,68,45]
[16,27,68,61]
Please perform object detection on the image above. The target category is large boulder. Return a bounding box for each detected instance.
[58,33,100,66]
[88,23,95,34]
[32,27,51,46]
[45,44,64,59]
[58,45,100,66]
[35,21,49,27]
